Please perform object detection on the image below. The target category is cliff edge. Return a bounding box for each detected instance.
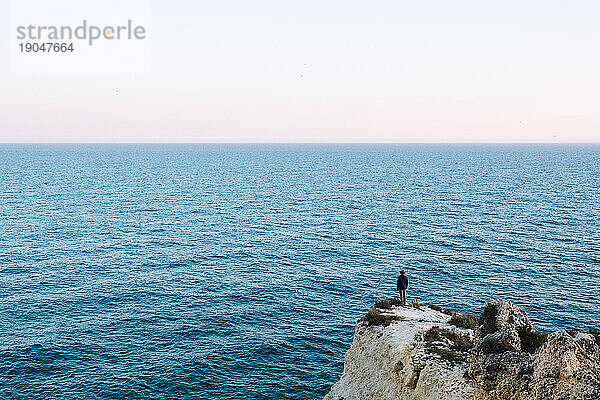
[324,300,600,400]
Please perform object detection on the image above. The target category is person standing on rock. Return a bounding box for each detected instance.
[397,270,408,306]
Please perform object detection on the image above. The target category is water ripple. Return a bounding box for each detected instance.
[0,144,599,400]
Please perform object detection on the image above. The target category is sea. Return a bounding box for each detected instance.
[1,144,599,399]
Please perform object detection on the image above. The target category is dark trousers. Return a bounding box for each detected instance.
[399,290,406,305]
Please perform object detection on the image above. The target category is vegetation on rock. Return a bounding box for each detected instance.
[424,326,474,364]
[375,298,402,309]
[362,307,399,327]
[428,304,442,312]
[449,313,479,330]
[428,304,478,329]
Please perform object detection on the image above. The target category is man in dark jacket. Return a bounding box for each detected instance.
[397,270,408,305]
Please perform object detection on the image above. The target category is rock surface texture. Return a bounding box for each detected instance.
[324,300,600,400]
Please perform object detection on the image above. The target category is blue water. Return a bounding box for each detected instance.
[1,144,599,399]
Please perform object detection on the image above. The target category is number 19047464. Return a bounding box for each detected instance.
[19,43,74,52]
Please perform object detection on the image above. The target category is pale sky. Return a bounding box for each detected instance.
[1,0,599,143]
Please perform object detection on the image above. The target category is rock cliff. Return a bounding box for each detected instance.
[324,300,600,400]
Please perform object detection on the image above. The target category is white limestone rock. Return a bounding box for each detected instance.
[324,304,475,400]
[324,300,600,400]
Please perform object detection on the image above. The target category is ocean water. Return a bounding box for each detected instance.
[1,144,599,400]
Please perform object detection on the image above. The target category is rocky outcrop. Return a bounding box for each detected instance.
[324,300,600,400]
[470,300,600,400]
[324,303,476,400]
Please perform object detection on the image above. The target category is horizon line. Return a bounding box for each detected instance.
[1,142,599,145]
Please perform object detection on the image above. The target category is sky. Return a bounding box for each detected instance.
[0,0,599,143]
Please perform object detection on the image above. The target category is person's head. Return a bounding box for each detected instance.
[400,270,405,275]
